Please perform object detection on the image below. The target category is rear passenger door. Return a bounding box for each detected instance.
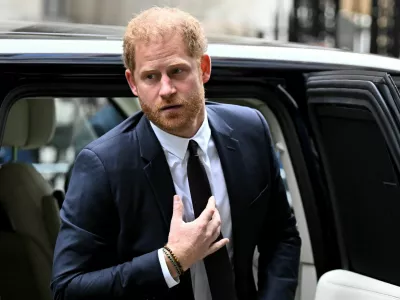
[306,70,400,293]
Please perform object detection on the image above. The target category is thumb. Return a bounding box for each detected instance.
[172,195,183,222]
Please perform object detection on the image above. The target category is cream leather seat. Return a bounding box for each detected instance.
[0,98,60,300]
[315,270,400,300]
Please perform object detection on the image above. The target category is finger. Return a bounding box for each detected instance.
[208,208,221,238]
[171,195,183,223]
[205,238,229,257]
[209,205,221,228]
[211,225,221,242]
[199,196,216,222]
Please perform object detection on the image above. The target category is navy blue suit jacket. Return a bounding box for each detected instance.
[51,103,301,300]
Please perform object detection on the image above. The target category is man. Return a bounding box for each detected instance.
[51,7,301,300]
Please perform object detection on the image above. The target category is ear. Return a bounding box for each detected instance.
[125,69,138,96]
[200,54,211,84]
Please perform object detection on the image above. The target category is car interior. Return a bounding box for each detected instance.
[0,97,59,300]
[1,89,400,300]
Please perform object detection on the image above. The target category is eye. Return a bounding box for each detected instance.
[146,74,156,80]
[172,68,182,74]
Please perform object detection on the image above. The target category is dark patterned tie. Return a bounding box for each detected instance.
[187,140,237,300]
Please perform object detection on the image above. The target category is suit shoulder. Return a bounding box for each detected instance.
[206,102,262,126]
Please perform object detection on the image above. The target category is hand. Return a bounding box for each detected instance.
[165,195,229,273]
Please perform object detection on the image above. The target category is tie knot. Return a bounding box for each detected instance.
[188,140,199,156]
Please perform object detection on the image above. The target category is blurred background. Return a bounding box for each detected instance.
[0,0,399,57]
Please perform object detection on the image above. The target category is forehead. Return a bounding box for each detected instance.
[134,34,193,71]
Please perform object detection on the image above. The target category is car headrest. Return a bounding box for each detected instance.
[2,98,56,149]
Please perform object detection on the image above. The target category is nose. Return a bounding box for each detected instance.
[159,75,176,98]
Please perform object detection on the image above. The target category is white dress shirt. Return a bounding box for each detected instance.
[150,114,233,300]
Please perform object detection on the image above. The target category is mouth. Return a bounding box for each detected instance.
[160,104,183,111]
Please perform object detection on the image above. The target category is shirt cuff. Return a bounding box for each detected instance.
[158,248,180,288]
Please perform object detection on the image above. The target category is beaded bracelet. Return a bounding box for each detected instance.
[163,245,184,275]
[162,248,182,277]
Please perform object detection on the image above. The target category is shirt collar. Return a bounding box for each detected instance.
[150,111,211,160]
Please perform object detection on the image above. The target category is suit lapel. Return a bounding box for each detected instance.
[136,116,175,233]
[207,107,251,236]
[135,107,252,237]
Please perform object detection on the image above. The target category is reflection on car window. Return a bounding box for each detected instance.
[0,97,131,191]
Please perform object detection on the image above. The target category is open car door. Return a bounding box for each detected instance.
[306,70,400,299]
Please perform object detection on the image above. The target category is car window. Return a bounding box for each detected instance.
[0,97,128,192]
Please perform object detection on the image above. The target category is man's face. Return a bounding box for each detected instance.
[125,33,211,138]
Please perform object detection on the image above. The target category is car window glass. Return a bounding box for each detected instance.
[0,97,128,191]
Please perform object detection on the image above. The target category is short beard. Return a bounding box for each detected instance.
[139,85,205,137]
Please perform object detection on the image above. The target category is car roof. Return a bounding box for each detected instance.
[0,19,336,48]
[1,20,400,73]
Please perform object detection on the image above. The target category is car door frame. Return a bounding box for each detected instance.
[305,70,400,286]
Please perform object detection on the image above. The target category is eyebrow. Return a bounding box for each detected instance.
[139,61,191,74]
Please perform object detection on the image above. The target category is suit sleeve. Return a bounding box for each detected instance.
[255,110,302,300]
[51,148,169,300]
